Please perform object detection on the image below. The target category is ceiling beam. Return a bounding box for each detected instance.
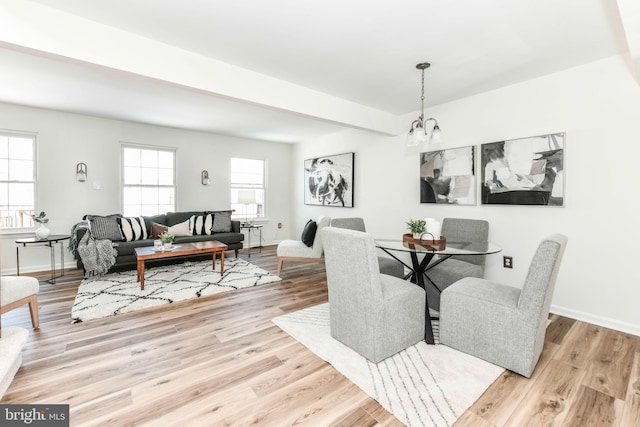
[0,0,401,135]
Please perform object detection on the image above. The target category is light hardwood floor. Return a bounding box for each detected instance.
[1,246,639,426]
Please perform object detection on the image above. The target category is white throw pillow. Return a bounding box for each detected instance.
[168,219,192,237]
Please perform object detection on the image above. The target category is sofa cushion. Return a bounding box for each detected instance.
[174,232,243,245]
[190,213,214,235]
[166,211,203,227]
[88,216,123,241]
[301,220,317,247]
[211,210,232,232]
[118,216,148,242]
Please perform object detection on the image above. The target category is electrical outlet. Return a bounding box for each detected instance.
[503,256,513,269]
[277,222,282,229]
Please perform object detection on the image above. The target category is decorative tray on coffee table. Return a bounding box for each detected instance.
[402,233,447,250]
[153,245,181,252]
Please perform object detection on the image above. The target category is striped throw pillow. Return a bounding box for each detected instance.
[117,216,148,242]
[190,213,214,235]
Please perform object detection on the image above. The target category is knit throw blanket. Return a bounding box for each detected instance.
[77,231,117,277]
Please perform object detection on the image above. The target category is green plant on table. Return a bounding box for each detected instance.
[159,231,174,243]
[31,211,49,224]
[406,218,426,235]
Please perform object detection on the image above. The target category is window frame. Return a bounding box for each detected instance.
[230,156,266,222]
[120,143,177,217]
[0,130,37,233]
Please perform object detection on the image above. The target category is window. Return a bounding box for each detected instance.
[122,145,175,217]
[0,132,36,230]
[230,157,265,222]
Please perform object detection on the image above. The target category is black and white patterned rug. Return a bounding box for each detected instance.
[72,259,281,322]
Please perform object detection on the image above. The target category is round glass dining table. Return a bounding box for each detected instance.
[375,236,502,344]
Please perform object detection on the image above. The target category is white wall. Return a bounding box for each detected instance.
[0,103,292,274]
[292,54,640,335]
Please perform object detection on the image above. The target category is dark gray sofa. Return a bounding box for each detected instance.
[72,211,244,272]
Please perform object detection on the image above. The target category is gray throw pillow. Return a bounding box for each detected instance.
[88,216,123,241]
[211,210,232,233]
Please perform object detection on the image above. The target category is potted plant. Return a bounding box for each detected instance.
[406,218,426,239]
[31,211,50,240]
[159,231,175,249]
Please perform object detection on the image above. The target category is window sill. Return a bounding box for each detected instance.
[0,228,36,238]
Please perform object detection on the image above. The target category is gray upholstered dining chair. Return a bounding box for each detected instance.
[439,234,568,378]
[426,218,489,311]
[321,227,425,363]
[330,217,404,278]
[276,216,331,276]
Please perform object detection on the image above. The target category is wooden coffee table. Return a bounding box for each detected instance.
[134,241,229,290]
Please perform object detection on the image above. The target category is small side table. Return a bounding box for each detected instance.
[240,224,263,257]
[16,235,70,284]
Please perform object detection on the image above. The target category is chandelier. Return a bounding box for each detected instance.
[406,62,442,147]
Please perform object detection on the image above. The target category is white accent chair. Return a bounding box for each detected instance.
[276,216,331,276]
[0,327,29,399]
[322,227,425,362]
[440,234,567,378]
[1,276,40,329]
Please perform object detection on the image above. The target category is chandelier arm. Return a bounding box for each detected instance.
[423,117,439,128]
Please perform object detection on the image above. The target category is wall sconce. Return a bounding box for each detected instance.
[201,170,210,185]
[76,163,87,182]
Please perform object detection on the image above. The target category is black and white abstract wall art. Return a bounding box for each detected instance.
[304,152,354,207]
[480,132,565,206]
[420,146,476,205]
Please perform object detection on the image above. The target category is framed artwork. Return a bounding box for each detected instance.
[304,152,354,207]
[480,132,565,206]
[420,146,476,205]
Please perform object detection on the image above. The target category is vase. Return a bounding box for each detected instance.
[35,223,50,240]
[425,219,442,241]
[413,232,424,239]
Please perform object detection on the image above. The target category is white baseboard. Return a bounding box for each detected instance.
[244,239,279,248]
[550,304,640,337]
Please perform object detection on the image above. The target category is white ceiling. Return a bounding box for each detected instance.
[0,0,636,143]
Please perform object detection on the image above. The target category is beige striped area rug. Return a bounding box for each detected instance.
[273,303,503,427]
